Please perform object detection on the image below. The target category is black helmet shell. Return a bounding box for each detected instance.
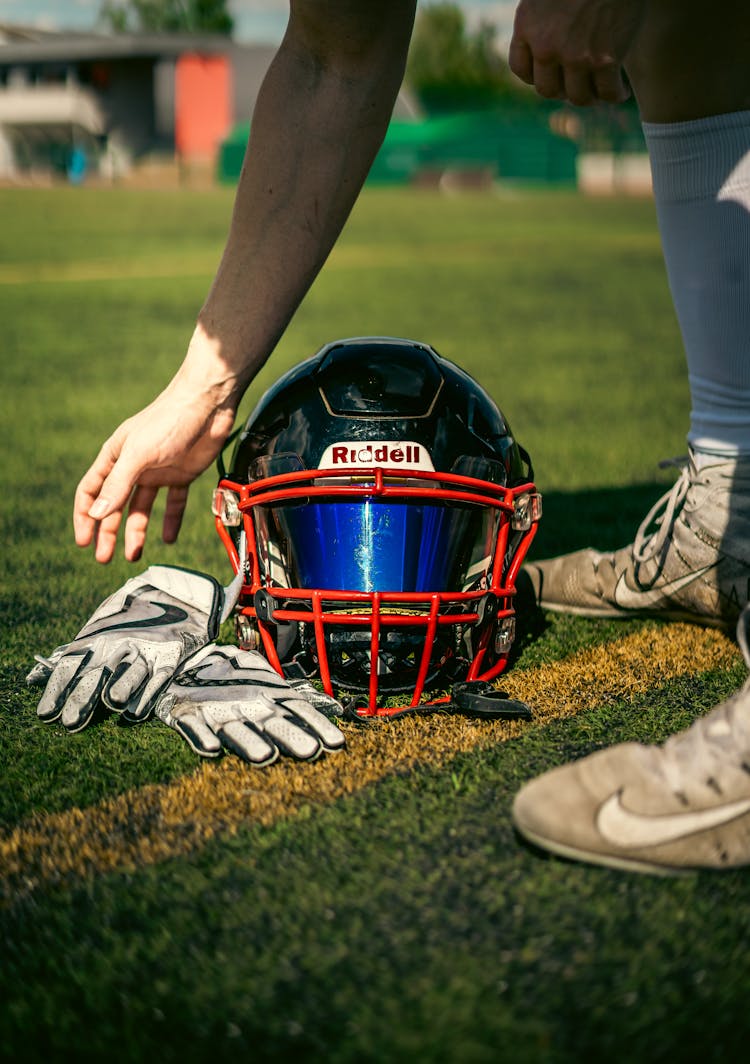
[229,337,531,485]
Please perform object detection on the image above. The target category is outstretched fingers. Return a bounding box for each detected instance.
[122,484,190,561]
[73,438,118,548]
[74,429,143,562]
[92,508,124,565]
[124,484,159,563]
[163,485,190,545]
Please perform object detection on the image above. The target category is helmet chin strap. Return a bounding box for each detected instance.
[448,681,532,720]
[343,682,533,722]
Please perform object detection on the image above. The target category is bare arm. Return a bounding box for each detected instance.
[75,0,417,563]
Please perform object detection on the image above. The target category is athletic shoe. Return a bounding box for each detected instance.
[512,605,750,874]
[524,450,750,628]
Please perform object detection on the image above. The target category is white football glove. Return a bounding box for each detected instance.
[154,644,346,766]
[27,566,229,732]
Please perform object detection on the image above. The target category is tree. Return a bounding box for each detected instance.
[406,2,527,113]
[100,0,234,35]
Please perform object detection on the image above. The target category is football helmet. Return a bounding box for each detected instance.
[212,337,541,717]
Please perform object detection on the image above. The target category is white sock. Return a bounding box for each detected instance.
[643,111,750,458]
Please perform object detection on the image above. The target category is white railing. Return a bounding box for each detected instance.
[0,85,105,133]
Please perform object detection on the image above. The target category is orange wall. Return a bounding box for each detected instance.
[175,53,232,159]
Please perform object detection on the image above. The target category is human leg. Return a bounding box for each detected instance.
[526,3,750,627]
[514,4,750,871]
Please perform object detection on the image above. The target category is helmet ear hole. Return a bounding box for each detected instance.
[217,337,539,708]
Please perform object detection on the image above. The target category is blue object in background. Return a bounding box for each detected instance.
[67,146,87,185]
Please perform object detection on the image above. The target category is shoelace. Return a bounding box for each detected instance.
[632,451,745,567]
[631,460,691,566]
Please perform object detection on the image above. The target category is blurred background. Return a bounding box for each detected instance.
[0,1,649,194]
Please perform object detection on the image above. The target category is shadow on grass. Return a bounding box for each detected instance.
[510,479,673,666]
[528,479,670,561]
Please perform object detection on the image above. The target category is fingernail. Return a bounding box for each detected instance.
[89,499,110,519]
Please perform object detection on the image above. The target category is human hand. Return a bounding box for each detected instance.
[509,0,646,106]
[74,375,239,564]
[155,644,346,765]
[26,566,226,731]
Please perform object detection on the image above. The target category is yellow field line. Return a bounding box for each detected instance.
[0,623,739,901]
[0,257,217,285]
[0,234,660,286]
[0,246,479,285]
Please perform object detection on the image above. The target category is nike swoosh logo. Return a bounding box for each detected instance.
[613,563,717,611]
[84,597,189,637]
[175,665,287,690]
[596,790,750,848]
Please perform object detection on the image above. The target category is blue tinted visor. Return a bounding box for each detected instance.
[256,498,499,593]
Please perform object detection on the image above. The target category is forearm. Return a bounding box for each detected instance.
[182,0,416,404]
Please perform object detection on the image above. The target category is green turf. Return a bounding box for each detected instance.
[2,184,748,1062]
[3,668,749,1064]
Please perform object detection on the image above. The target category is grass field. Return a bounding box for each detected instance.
[2,184,750,1063]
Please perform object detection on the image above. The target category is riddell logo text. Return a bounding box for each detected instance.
[332,444,420,464]
[318,441,435,471]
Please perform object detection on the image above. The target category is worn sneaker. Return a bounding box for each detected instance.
[512,605,750,874]
[525,450,750,629]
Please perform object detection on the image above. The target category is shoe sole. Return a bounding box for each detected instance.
[514,821,690,876]
[538,599,734,631]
